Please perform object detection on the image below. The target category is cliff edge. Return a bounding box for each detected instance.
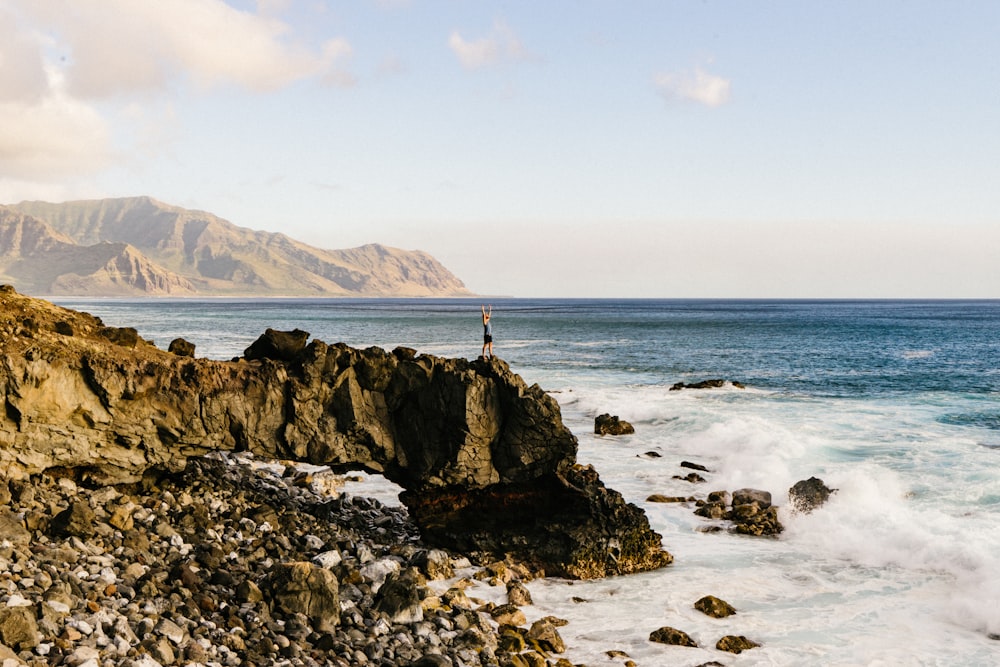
[0,287,670,578]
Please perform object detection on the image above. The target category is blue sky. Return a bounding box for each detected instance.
[2,1,998,297]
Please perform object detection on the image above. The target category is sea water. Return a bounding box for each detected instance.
[54,298,1000,666]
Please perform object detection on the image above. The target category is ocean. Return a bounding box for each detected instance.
[54,297,1000,666]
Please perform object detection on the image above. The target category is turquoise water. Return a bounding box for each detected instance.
[56,298,1000,665]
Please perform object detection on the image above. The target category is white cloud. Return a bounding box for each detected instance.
[0,0,351,184]
[654,67,731,108]
[449,20,529,70]
[18,0,353,96]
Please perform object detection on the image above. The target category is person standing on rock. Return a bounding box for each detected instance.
[482,304,494,358]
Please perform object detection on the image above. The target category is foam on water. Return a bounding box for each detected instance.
[546,379,1000,665]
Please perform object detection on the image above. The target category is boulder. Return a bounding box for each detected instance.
[0,607,39,651]
[595,414,635,436]
[716,635,760,653]
[374,569,424,624]
[0,508,30,545]
[694,595,736,618]
[49,501,97,539]
[648,626,697,647]
[732,489,772,509]
[527,618,566,653]
[243,327,310,362]
[789,477,835,513]
[265,562,340,632]
[168,337,196,357]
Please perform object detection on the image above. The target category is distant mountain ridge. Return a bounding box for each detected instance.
[0,197,471,297]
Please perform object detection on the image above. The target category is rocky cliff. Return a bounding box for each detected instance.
[3,197,471,297]
[0,288,670,579]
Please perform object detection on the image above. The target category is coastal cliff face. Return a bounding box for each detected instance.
[0,288,670,578]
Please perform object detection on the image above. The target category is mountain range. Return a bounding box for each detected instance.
[0,197,471,297]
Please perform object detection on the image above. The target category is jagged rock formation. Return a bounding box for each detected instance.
[0,288,669,579]
[2,197,471,296]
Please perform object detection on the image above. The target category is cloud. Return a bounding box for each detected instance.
[0,91,112,180]
[449,20,529,70]
[18,0,353,96]
[0,0,351,184]
[654,67,731,108]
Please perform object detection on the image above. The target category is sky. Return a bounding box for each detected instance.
[1,0,998,298]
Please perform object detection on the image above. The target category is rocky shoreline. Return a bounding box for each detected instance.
[1,451,581,667]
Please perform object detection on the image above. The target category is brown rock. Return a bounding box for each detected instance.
[266,562,340,632]
[527,618,566,653]
[595,413,635,435]
[716,635,760,653]
[649,626,697,647]
[50,501,96,538]
[0,607,39,651]
[694,595,737,618]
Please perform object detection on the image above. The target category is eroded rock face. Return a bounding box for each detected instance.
[0,287,670,579]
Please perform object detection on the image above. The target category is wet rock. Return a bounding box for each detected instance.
[694,595,737,618]
[646,494,689,503]
[507,580,533,606]
[716,634,760,653]
[680,461,710,472]
[732,488,772,508]
[595,413,635,436]
[669,379,745,391]
[527,618,566,653]
[490,604,526,627]
[649,626,697,647]
[789,477,835,513]
[411,549,454,581]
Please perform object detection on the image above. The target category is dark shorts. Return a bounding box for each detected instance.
[484,335,493,344]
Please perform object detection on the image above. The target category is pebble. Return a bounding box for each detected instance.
[0,453,576,667]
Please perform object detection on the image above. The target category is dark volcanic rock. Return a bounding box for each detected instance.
[243,327,310,361]
[789,476,835,513]
[595,413,635,435]
[669,379,745,391]
[168,337,196,357]
[0,288,671,580]
[402,464,672,578]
